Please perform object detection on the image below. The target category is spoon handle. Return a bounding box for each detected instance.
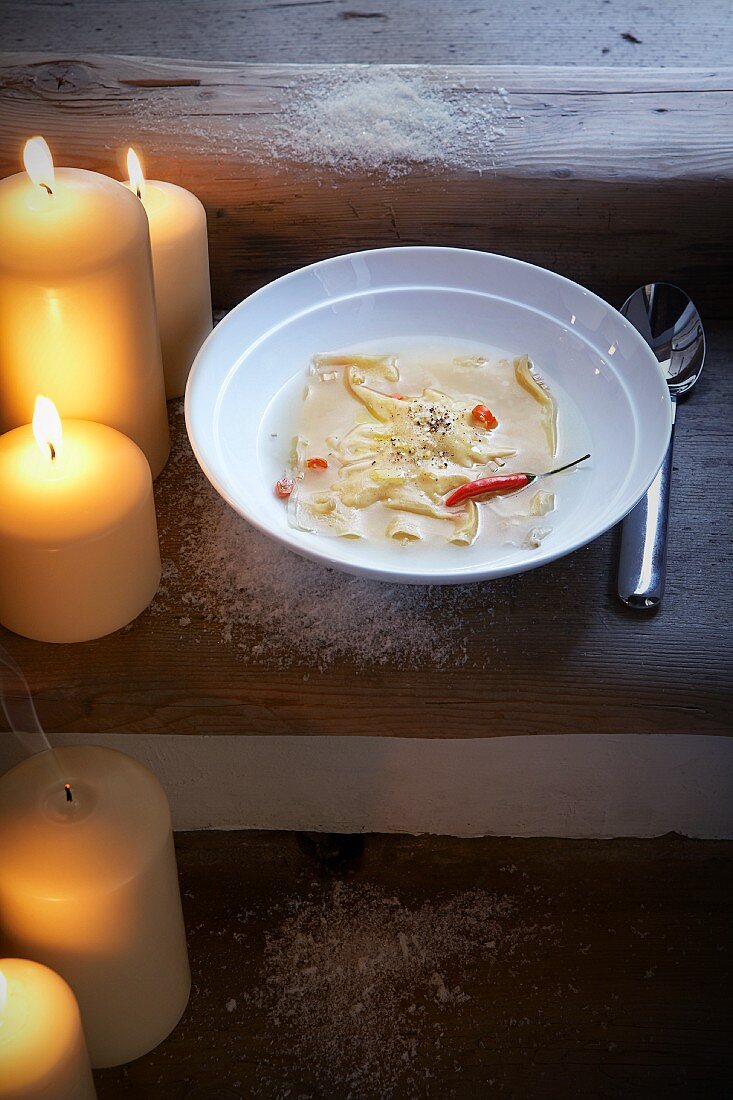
[617,402,676,609]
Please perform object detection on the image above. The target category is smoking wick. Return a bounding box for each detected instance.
[64,783,73,803]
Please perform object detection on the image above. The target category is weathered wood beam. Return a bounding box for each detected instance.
[1,55,731,314]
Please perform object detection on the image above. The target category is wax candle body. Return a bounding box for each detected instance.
[127,179,212,399]
[0,419,160,643]
[0,747,190,1069]
[0,959,96,1100]
[0,168,169,477]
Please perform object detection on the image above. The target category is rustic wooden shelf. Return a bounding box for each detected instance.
[1,57,732,317]
[0,320,729,742]
[0,52,731,743]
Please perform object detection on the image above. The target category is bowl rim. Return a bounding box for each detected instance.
[185,246,672,584]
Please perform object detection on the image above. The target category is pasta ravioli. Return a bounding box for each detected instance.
[285,347,559,548]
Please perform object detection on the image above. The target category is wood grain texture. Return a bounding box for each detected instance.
[2,0,733,67]
[0,323,730,740]
[87,831,733,1098]
[1,55,732,315]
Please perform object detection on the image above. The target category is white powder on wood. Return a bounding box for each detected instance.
[266,70,508,176]
[153,403,505,669]
[133,69,509,177]
[242,882,532,1097]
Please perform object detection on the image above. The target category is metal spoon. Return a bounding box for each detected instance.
[617,283,705,609]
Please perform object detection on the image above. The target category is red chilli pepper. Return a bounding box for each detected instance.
[445,454,590,508]
[306,457,328,470]
[472,404,498,430]
[275,477,295,499]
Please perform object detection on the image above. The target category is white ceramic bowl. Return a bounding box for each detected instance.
[185,247,671,584]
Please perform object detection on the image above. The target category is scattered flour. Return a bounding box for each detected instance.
[153,403,505,669]
[265,69,508,176]
[133,68,509,177]
[243,882,532,1097]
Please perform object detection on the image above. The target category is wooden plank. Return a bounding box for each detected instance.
[1,55,732,315]
[0,322,730,741]
[2,0,733,68]
[89,831,733,1098]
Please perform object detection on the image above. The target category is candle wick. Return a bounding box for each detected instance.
[48,441,56,461]
[40,183,53,196]
[64,783,73,803]
[136,185,142,200]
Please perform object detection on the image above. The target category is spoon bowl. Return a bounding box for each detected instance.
[621,283,705,397]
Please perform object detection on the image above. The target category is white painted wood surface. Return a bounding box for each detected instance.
[2,733,732,838]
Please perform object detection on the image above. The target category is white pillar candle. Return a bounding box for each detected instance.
[0,137,170,477]
[0,959,96,1100]
[0,396,160,643]
[125,149,212,399]
[0,746,190,1069]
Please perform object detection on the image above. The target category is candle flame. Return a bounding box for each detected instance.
[0,969,6,1017]
[32,395,63,462]
[127,147,146,202]
[23,136,55,195]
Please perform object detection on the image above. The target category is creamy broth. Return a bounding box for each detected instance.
[281,342,581,551]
